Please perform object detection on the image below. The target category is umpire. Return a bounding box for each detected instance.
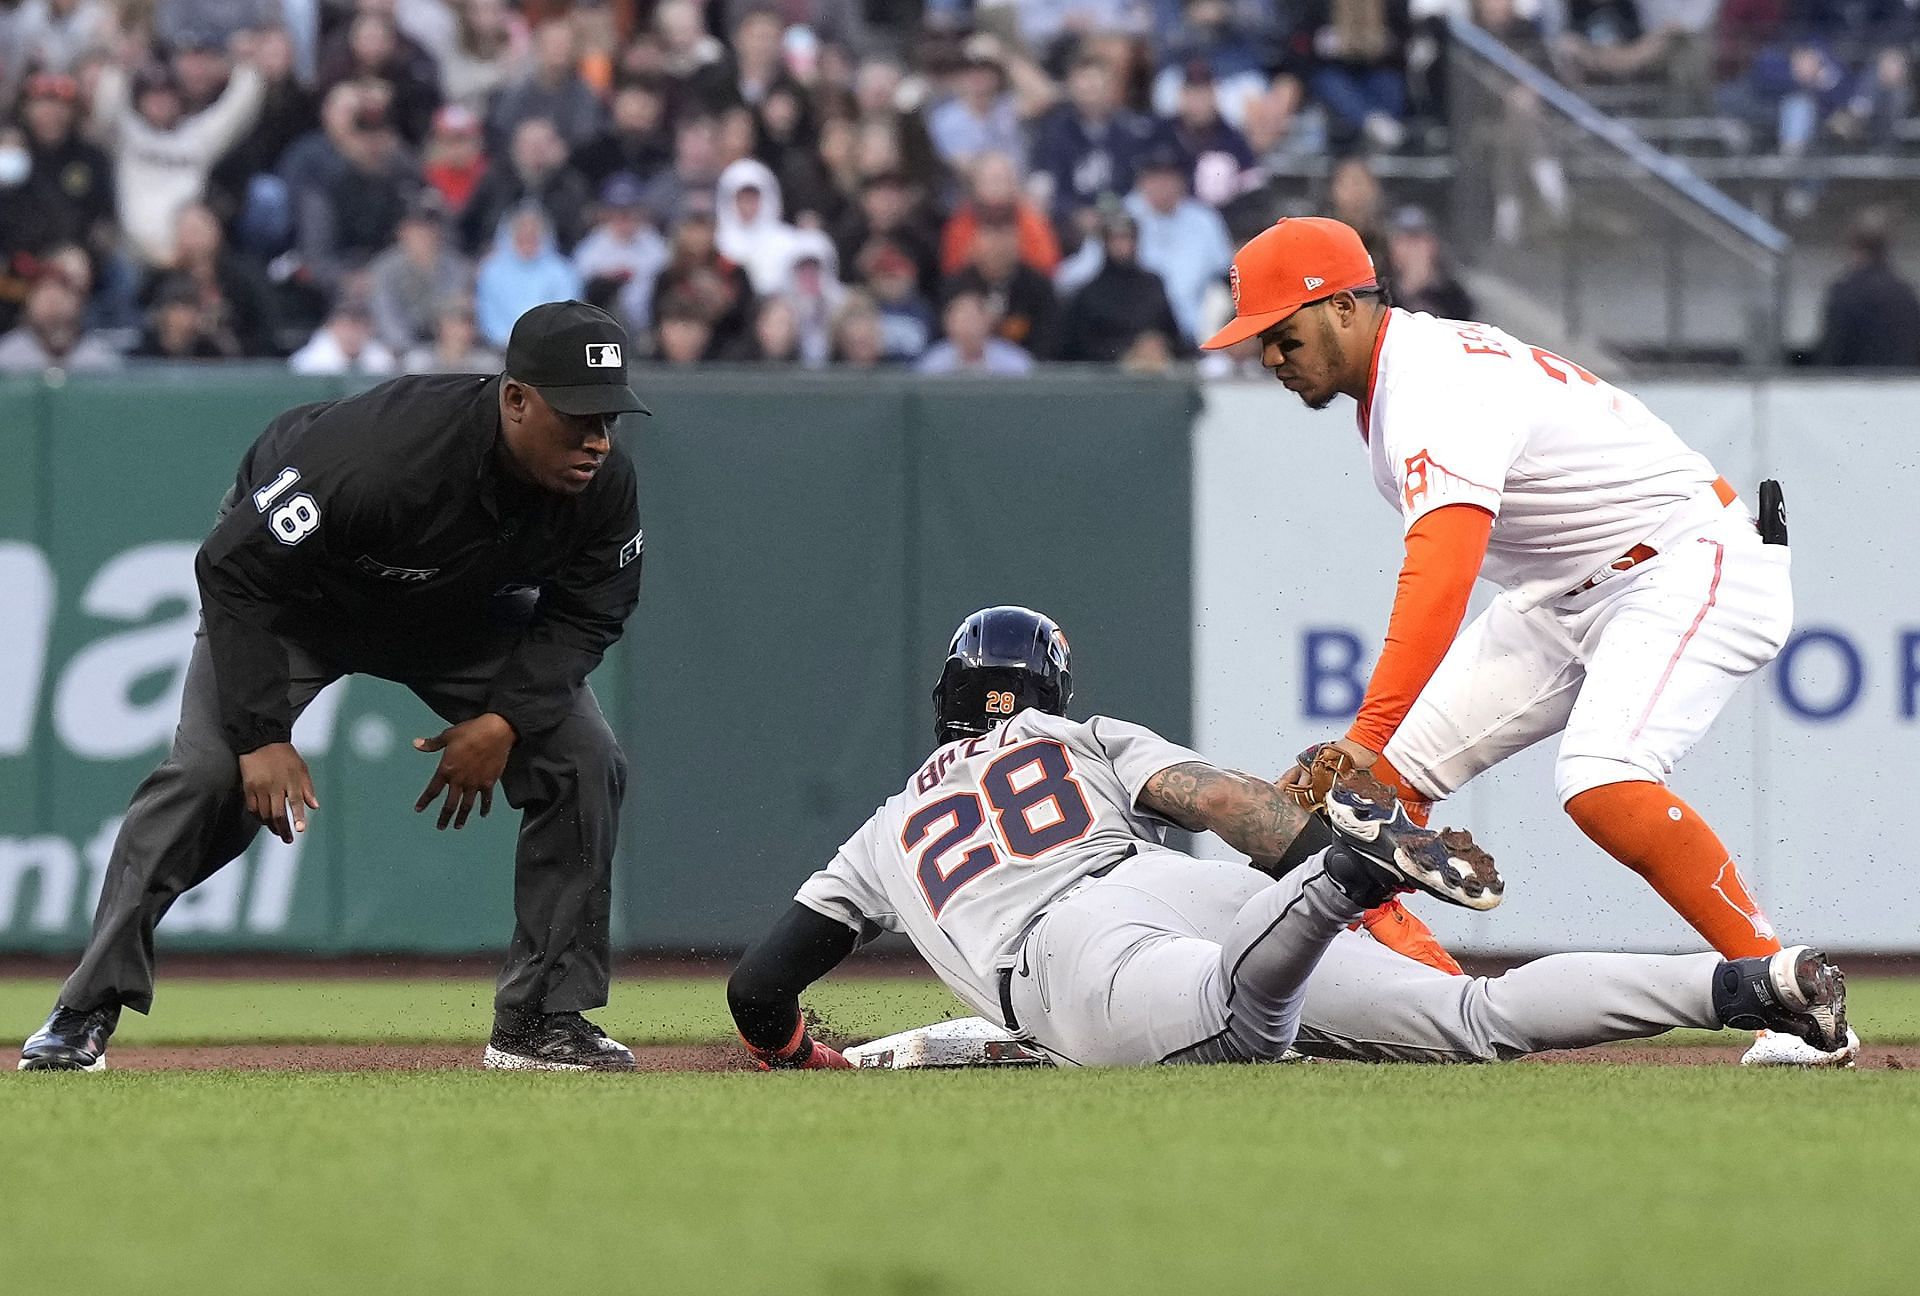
[20,301,650,1073]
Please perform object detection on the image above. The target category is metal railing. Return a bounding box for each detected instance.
[1444,18,1791,364]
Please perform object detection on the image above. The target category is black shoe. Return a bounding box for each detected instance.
[483,1011,636,1072]
[1322,770,1505,911]
[18,1002,120,1072]
[1716,946,1851,1054]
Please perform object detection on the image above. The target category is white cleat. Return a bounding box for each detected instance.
[1741,1027,1861,1069]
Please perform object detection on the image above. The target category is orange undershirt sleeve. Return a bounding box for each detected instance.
[1346,503,1495,754]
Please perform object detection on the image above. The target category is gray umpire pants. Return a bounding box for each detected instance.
[60,622,626,1020]
[1006,852,1722,1067]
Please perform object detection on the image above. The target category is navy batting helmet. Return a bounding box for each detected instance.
[931,606,1073,746]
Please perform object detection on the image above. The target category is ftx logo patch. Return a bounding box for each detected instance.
[619,529,644,567]
[585,343,623,367]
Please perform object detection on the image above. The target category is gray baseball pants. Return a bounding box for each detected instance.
[1004,852,1722,1067]
[59,622,625,1019]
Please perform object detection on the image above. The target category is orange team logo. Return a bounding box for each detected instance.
[1402,449,1433,509]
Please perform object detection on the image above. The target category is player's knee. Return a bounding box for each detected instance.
[1555,754,1661,808]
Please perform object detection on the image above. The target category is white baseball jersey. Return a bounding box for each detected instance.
[795,710,1202,1021]
[1362,309,1722,610]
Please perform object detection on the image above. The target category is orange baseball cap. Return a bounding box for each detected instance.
[1201,217,1378,350]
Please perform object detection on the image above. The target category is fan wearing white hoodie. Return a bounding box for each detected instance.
[715,157,800,297]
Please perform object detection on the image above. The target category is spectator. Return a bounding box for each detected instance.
[655,298,717,365]
[1119,328,1176,373]
[6,0,115,84]
[439,0,528,112]
[1302,0,1413,150]
[490,17,602,150]
[317,9,441,143]
[1057,208,1182,364]
[297,95,419,293]
[91,40,265,268]
[702,6,786,110]
[1031,53,1163,227]
[716,156,801,295]
[422,103,490,217]
[403,297,503,372]
[651,198,754,359]
[655,0,726,81]
[1327,154,1388,263]
[132,275,235,359]
[946,208,1061,359]
[10,72,115,265]
[1384,205,1475,319]
[1009,1,1154,57]
[778,230,848,368]
[754,80,841,225]
[1833,47,1913,151]
[460,116,593,254]
[288,299,399,374]
[0,272,120,372]
[926,36,1044,171]
[1817,209,1920,367]
[575,76,673,190]
[1124,146,1233,346]
[1151,4,1273,127]
[745,295,802,363]
[830,290,887,367]
[573,173,671,334]
[916,286,1035,375]
[1164,62,1256,202]
[474,204,582,347]
[208,27,317,255]
[150,201,281,356]
[837,170,942,296]
[857,240,936,362]
[722,0,870,55]
[369,190,472,351]
[939,152,1062,279]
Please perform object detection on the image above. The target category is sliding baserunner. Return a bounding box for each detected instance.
[727,606,1847,1069]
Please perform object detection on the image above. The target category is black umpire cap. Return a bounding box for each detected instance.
[504,300,651,417]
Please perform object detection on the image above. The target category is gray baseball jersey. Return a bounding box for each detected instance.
[795,710,1202,1020]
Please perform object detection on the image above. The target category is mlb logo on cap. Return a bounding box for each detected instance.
[505,300,651,416]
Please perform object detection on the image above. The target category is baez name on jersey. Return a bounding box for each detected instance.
[912,722,1027,796]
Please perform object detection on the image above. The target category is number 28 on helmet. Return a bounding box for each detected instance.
[931,605,1073,746]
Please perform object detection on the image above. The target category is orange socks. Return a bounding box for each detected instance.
[1564,782,1781,959]
[1360,755,1460,974]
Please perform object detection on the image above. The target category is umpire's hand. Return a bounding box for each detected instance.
[413,714,518,830]
[239,742,319,844]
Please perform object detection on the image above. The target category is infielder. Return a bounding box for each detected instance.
[19,301,647,1073]
[726,606,1848,1070]
[1198,217,1852,1067]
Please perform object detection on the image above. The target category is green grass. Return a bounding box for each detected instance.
[0,974,970,1047]
[5,972,1920,1047]
[4,1064,1916,1296]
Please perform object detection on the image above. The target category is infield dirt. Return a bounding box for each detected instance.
[93,1041,1920,1071]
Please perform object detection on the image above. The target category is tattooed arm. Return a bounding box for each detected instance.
[1138,761,1335,876]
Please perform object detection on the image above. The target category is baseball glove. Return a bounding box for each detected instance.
[1278,742,1360,811]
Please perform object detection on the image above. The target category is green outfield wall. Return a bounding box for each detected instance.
[0,370,1199,954]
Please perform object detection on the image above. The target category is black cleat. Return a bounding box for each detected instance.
[18,1002,120,1072]
[1718,946,1852,1056]
[1322,770,1505,911]
[482,1011,636,1072]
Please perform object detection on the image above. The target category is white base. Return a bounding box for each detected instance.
[16,1054,107,1072]
[481,1045,593,1072]
[844,1017,1052,1070]
[1740,1029,1861,1069]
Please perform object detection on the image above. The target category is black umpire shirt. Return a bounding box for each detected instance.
[195,373,644,755]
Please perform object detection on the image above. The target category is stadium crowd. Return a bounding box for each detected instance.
[0,0,1915,376]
